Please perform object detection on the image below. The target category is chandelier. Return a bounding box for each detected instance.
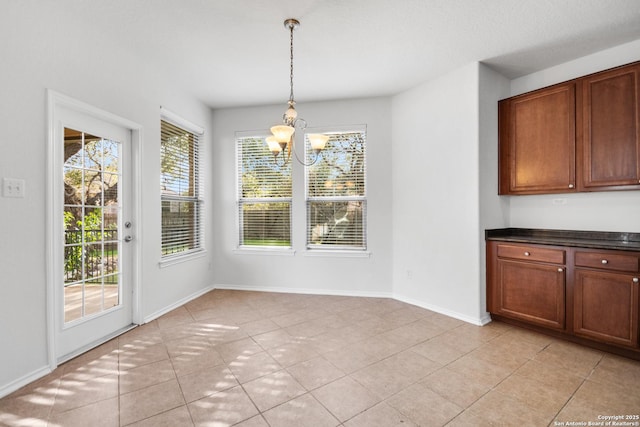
[266,18,328,166]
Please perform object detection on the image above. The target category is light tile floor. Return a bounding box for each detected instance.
[2,290,640,426]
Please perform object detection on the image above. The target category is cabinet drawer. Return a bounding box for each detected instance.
[575,251,639,272]
[496,244,565,264]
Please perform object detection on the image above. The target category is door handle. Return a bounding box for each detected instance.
[124,235,133,243]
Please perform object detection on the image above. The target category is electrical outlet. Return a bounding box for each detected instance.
[3,178,25,198]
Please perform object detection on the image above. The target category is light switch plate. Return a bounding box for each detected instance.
[3,178,25,198]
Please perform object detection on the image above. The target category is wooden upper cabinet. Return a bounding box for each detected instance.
[499,83,576,194]
[579,64,640,190]
[498,60,640,195]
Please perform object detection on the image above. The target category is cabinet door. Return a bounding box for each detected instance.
[494,259,565,329]
[499,83,576,194]
[574,269,639,348]
[580,65,640,190]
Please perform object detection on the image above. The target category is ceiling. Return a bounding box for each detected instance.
[52,0,640,108]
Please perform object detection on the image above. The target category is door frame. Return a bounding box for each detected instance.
[45,89,143,368]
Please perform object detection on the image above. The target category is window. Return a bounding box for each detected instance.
[236,133,292,248]
[306,126,367,250]
[160,111,203,258]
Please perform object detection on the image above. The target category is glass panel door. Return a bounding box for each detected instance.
[49,92,136,363]
[63,129,122,323]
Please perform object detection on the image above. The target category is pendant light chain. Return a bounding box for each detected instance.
[289,22,295,105]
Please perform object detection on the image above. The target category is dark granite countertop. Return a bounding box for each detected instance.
[485,228,640,251]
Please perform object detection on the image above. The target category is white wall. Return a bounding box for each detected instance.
[391,63,490,324]
[508,39,640,232]
[0,3,214,395]
[478,64,512,316]
[210,98,393,296]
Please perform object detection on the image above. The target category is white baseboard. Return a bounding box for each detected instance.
[143,284,216,323]
[213,283,393,299]
[0,365,52,399]
[392,293,492,326]
[213,284,491,326]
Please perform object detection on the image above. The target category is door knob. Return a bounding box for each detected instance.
[124,235,133,243]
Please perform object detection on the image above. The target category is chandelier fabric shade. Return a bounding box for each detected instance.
[266,18,325,166]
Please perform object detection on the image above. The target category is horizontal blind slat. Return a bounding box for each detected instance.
[236,134,292,247]
[161,119,202,256]
[305,128,367,250]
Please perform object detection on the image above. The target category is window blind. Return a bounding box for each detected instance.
[161,119,203,257]
[237,135,292,247]
[306,128,367,250]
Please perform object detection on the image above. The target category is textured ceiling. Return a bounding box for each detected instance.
[15,0,640,108]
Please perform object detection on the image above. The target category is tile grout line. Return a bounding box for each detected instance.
[118,335,121,427]
[167,349,194,427]
[44,368,63,426]
[545,352,605,426]
[442,333,556,425]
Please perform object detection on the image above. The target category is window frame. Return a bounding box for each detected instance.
[235,130,293,253]
[304,125,368,253]
[159,107,205,265]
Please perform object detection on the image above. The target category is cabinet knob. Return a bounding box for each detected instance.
[568,184,574,188]
[633,278,639,284]
[558,268,564,272]
[524,251,530,256]
[601,259,608,264]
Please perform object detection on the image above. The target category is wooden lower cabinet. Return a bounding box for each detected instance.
[487,239,640,357]
[494,259,565,329]
[574,269,639,348]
